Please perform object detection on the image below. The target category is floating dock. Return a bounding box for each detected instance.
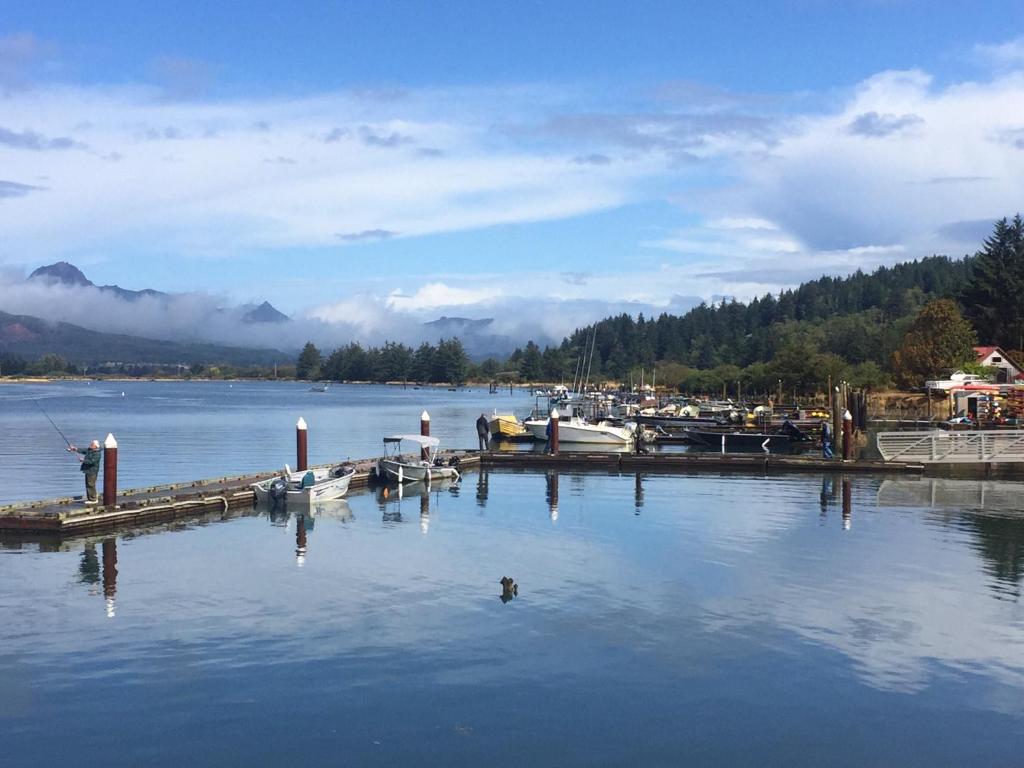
[0,453,479,535]
[0,449,931,535]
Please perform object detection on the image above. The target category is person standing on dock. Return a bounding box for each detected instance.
[68,439,102,504]
[476,413,490,451]
[820,420,834,459]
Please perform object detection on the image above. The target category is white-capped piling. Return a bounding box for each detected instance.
[103,433,118,508]
[296,417,308,472]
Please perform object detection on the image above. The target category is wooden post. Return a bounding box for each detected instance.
[102,433,118,508]
[420,410,430,461]
[549,408,560,455]
[842,409,853,460]
[296,417,308,472]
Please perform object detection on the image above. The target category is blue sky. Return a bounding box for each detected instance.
[2,1,1024,348]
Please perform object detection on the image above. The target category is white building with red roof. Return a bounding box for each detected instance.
[974,346,1024,383]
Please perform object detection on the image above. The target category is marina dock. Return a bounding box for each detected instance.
[1,448,927,535]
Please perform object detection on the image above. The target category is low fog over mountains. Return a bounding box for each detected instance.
[0,262,700,363]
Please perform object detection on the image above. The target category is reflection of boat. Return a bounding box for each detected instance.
[375,478,455,504]
[252,464,356,505]
[523,416,635,445]
[377,435,461,483]
[489,411,528,438]
[308,498,354,521]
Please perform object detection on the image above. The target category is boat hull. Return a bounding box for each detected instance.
[489,414,527,437]
[523,418,633,445]
[378,458,460,483]
[252,467,355,505]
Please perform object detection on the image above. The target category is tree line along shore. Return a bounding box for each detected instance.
[3,216,1022,397]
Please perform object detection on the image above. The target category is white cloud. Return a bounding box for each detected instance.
[973,36,1024,68]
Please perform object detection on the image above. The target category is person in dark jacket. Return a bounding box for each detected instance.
[476,413,490,451]
[68,439,102,504]
[821,420,834,459]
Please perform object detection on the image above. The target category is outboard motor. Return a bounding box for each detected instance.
[447,456,461,468]
[331,463,355,478]
[268,477,289,505]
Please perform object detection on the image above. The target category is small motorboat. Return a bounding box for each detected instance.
[252,463,356,505]
[377,434,461,483]
[308,384,329,392]
[684,420,812,453]
[489,410,528,438]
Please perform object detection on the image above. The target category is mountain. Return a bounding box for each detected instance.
[242,301,290,323]
[424,316,494,335]
[0,310,288,366]
[29,261,168,302]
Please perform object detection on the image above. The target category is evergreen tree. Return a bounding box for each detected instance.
[296,342,321,380]
[961,215,1024,349]
[519,340,543,380]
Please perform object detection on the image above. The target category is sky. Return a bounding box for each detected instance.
[2,1,1024,350]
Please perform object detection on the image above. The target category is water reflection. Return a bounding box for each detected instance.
[879,478,1024,597]
[101,538,117,618]
[545,471,559,522]
[476,471,489,508]
[5,471,1024,767]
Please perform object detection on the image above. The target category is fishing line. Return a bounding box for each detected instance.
[32,398,74,449]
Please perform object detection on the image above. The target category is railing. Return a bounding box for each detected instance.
[877,430,1024,463]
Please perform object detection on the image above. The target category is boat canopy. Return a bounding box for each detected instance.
[383,434,440,448]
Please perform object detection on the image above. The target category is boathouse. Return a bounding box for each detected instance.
[974,346,1024,384]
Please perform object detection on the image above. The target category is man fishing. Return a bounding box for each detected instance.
[67,440,102,504]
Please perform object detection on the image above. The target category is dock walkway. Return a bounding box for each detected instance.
[1,449,924,534]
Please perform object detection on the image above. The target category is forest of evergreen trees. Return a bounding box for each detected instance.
[298,216,1024,393]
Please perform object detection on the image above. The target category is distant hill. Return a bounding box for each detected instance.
[424,316,494,335]
[29,261,168,302]
[242,301,290,324]
[0,310,288,366]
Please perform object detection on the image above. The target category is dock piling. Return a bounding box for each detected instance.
[296,417,308,472]
[103,433,118,508]
[842,409,853,460]
[550,408,560,455]
[420,410,431,461]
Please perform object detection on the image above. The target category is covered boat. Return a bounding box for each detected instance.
[377,434,462,483]
[252,463,357,506]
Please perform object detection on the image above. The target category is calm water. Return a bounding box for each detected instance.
[3,469,1024,766]
[0,381,548,503]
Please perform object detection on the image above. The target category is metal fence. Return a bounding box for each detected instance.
[877,430,1024,463]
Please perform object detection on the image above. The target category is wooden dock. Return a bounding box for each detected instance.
[1,448,928,535]
[0,452,480,535]
[479,451,925,475]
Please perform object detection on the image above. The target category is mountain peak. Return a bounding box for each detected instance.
[243,301,290,323]
[29,262,93,287]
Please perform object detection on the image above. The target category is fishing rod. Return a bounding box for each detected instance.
[32,398,74,449]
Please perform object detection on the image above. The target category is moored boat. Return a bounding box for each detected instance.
[377,434,462,483]
[489,411,528,438]
[252,463,356,505]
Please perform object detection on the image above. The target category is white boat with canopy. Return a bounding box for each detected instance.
[377,434,462,483]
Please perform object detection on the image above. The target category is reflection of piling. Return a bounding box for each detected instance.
[101,538,118,618]
[634,472,644,514]
[103,433,118,508]
[549,408,560,455]
[296,513,307,565]
[420,491,430,534]
[842,410,853,461]
[842,478,852,530]
[476,472,489,508]
[420,411,431,461]
[546,470,559,521]
[296,417,308,472]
